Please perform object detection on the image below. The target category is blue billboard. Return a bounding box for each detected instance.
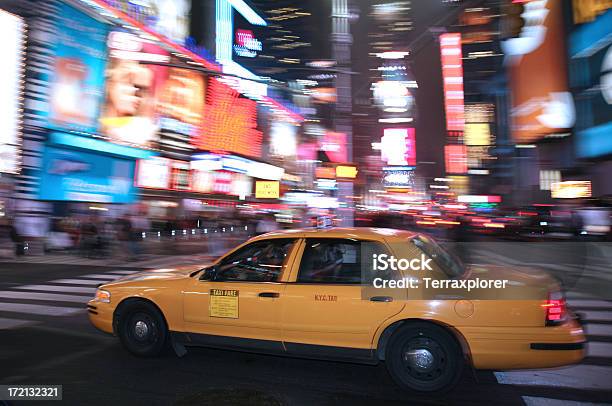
[48,3,109,134]
[570,10,612,159]
[39,145,137,203]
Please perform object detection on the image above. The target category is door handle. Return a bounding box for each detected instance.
[259,292,280,298]
[370,296,393,302]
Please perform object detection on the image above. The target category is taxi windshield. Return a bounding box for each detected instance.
[411,235,466,279]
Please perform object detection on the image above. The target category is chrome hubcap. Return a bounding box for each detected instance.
[134,320,149,339]
[404,348,435,371]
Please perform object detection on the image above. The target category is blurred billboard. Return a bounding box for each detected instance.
[49,3,109,134]
[0,9,25,174]
[38,145,137,203]
[192,78,263,158]
[101,0,191,44]
[504,0,575,143]
[99,31,170,149]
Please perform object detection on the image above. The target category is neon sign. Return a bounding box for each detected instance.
[440,33,465,132]
[234,29,262,58]
[192,79,262,158]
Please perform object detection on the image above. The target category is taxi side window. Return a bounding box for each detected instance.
[297,239,397,284]
[215,238,296,282]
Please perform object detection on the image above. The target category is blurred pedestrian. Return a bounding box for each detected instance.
[256,214,279,235]
[0,217,17,258]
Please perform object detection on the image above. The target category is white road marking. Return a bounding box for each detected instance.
[522,396,603,406]
[106,270,139,275]
[0,291,89,303]
[0,302,83,316]
[494,365,612,390]
[585,323,612,336]
[13,285,97,294]
[579,311,612,321]
[0,317,38,330]
[50,279,107,286]
[78,274,120,280]
[568,300,612,309]
[586,341,612,358]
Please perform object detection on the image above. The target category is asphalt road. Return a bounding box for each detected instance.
[1,246,612,406]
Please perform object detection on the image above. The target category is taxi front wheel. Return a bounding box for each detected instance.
[385,322,464,393]
[117,300,168,357]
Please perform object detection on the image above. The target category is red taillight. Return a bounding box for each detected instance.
[542,291,567,326]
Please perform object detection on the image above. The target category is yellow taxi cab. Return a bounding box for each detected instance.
[88,228,585,392]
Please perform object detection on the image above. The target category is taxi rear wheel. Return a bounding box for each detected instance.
[117,300,168,357]
[385,322,464,393]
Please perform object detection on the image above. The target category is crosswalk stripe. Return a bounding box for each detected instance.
[587,342,612,358]
[580,310,612,321]
[13,285,97,294]
[494,364,612,390]
[0,302,83,316]
[78,274,121,280]
[50,279,108,286]
[106,270,139,275]
[585,324,612,336]
[0,291,89,303]
[0,317,38,330]
[522,396,602,406]
[568,300,612,308]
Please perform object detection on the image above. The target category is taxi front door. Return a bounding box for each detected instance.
[182,238,300,347]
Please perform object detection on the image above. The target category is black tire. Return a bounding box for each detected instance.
[385,322,464,393]
[117,300,168,357]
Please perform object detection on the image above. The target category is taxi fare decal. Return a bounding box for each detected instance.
[315,294,337,302]
[210,289,239,319]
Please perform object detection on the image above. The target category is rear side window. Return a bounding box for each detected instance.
[297,239,394,284]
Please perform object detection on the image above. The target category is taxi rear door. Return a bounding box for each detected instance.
[280,238,405,357]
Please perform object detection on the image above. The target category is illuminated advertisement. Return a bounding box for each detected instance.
[216,0,268,98]
[192,79,262,158]
[191,153,284,180]
[336,165,358,179]
[381,128,416,166]
[319,132,348,163]
[192,170,252,198]
[571,10,612,158]
[503,0,575,143]
[158,68,206,138]
[100,31,170,149]
[551,181,593,199]
[439,33,465,132]
[445,145,468,174]
[270,121,297,157]
[383,166,416,189]
[39,146,137,203]
[101,0,191,44]
[234,29,262,58]
[464,104,493,170]
[573,0,612,24]
[170,160,191,191]
[135,157,171,189]
[255,181,280,199]
[49,3,109,134]
[0,10,25,174]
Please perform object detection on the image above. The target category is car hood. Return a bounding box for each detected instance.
[111,263,213,283]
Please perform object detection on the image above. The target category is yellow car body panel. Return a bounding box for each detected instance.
[88,227,586,370]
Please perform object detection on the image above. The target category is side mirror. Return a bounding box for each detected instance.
[200,266,217,281]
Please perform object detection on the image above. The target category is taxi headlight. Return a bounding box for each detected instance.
[94,289,111,303]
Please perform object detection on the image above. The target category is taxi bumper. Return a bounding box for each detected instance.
[87,299,114,334]
[461,319,586,370]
